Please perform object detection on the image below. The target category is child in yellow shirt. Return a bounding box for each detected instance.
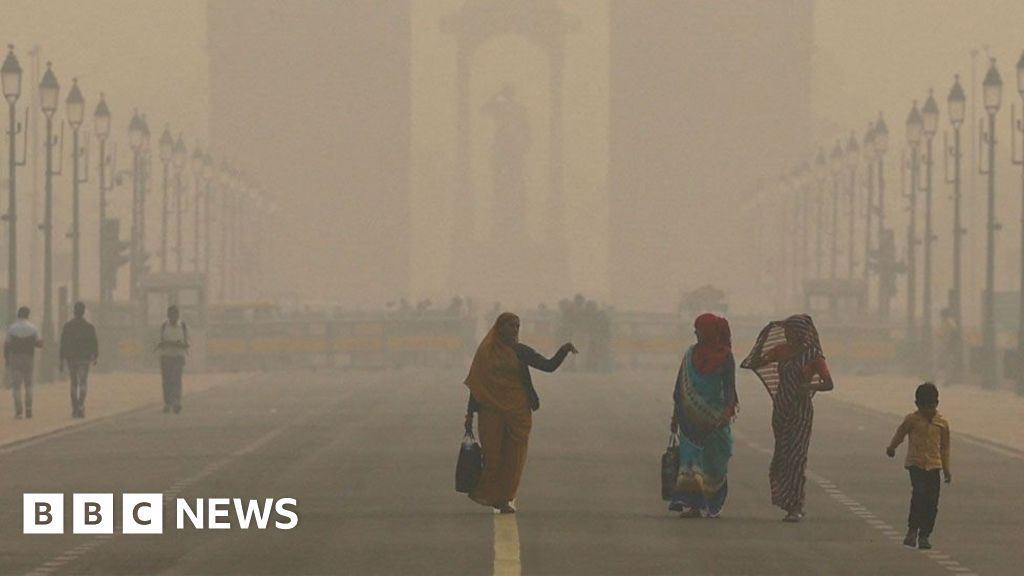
[886,382,951,550]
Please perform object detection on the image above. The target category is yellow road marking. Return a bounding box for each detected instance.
[493,513,521,576]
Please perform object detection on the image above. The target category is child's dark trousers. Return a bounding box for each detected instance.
[908,466,941,536]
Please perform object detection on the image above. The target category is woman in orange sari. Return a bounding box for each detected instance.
[464,312,577,513]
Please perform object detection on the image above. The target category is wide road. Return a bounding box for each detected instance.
[0,366,1019,575]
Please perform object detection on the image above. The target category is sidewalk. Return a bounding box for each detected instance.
[0,371,246,449]
[827,374,1024,452]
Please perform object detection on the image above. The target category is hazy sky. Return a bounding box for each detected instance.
[0,0,208,150]
[3,1,1024,315]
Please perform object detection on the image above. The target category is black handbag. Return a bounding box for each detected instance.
[455,431,483,494]
[661,432,680,501]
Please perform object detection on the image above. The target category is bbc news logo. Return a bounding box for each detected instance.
[24,494,299,534]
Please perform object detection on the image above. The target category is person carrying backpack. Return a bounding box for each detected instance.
[157,305,190,414]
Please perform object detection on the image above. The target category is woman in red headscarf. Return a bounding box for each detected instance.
[668,313,738,518]
[463,312,577,513]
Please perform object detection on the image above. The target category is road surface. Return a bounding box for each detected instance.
[0,368,1018,575]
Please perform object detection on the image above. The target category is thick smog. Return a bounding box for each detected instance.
[0,1,1022,575]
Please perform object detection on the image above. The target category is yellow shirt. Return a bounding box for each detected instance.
[888,411,950,471]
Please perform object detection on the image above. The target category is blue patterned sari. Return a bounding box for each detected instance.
[670,347,736,516]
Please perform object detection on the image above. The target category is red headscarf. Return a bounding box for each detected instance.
[692,313,732,375]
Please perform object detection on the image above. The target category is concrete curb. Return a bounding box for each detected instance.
[0,373,252,454]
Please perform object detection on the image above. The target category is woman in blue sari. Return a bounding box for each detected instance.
[669,313,738,518]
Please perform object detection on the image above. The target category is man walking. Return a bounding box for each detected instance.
[157,305,189,414]
[5,307,43,419]
[59,302,99,418]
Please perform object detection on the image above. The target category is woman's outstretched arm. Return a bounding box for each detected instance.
[516,342,577,373]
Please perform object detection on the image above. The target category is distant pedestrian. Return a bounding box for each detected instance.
[742,314,834,522]
[156,305,190,414]
[463,312,577,514]
[4,306,43,419]
[669,313,737,518]
[886,382,951,550]
[59,302,99,418]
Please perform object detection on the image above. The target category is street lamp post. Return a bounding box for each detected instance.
[830,141,844,286]
[190,145,203,272]
[93,94,111,303]
[846,133,860,280]
[798,163,812,290]
[1012,52,1024,394]
[2,45,26,324]
[862,125,876,291]
[203,154,214,276]
[39,62,61,383]
[789,171,801,306]
[158,126,173,273]
[875,114,892,318]
[173,135,186,272]
[139,116,151,291]
[814,149,828,279]
[829,141,843,319]
[920,90,939,377]
[945,75,966,385]
[905,101,923,361]
[127,110,145,301]
[980,59,1003,390]
[219,162,231,303]
[66,79,86,304]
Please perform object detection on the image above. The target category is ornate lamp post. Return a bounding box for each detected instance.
[829,141,844,278]
[127,110,145,301]
[980,59,1003,390]
[874,113,893,318]
[945,75,966,384]
[846,132,860,279]
[158,126,173,273]
[829,141,844,319]
[173,135,186,272]
[920,90,939,376]
[862,125,876,290]
[798,162,813,285]
[814,149,828,279]
[39,63,61,382]
[190,145,204,272]
[1012,52,1024,393]
[203,153,214,275]
[219,161,232,302]
[3,46,26,323]
[93,94,112,302]
[905,101,923,356]
[66,79,86,303]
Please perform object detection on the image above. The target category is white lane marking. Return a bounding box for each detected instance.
[493,513,522,576]
[733,432,977,576]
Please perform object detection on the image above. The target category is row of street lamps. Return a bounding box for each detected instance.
[1,45,270,378]
[774,54,1024,392]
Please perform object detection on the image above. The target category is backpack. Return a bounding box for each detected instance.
[160,321,189,352]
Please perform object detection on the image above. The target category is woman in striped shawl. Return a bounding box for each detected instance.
[742,314,834,522]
